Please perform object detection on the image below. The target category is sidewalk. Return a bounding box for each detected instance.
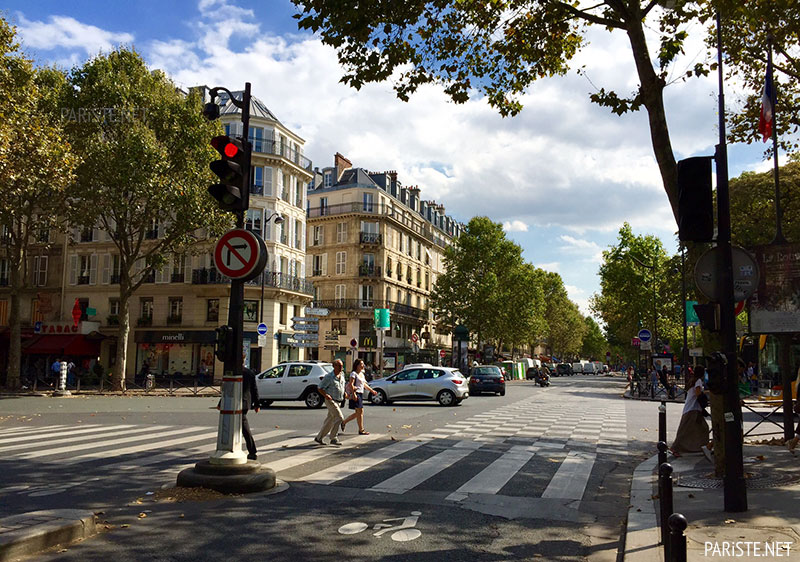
[625,444,800,561]
[0,510,96,562]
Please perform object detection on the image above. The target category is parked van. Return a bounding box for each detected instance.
[581,361,595,374]
[572,362,584,374]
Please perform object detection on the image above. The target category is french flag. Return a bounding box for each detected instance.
[759,60,773,143]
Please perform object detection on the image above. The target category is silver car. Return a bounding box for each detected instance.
[369,366,469,406]
[255,361,334,408]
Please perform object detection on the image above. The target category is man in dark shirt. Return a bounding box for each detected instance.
[242,366,260,460]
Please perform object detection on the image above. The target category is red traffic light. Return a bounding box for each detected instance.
[210,136,241,158]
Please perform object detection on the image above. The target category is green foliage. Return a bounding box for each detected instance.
[431,216,547,349]
[581,316,607,360]
[538,269,586,360]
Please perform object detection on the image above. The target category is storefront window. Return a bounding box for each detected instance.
[207,299,219,322]
[243,300,258,322]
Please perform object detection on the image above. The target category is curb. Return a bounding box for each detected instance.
[0,510,97,562]
[624,454,663,562]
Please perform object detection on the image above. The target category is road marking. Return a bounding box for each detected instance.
[370,440,482,495]
[300,437,431,485]
[0,425,70,437]
[446,445,536,502]
[0,425,98,443]
[541,450,596,500]
[266,433,383,473]
[0,425,140,452]
[11,426,205,460]
[61,430,223,465]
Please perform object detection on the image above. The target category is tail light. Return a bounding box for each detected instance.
[452,378,463,385]
[499,378,505,383]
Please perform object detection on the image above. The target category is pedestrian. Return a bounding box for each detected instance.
[314,359,346,446]
[788,367,800,451]
[670,366,711,460]
[241,364,260,460]
[650,367,658,399]
[50,358,61,386]
[342,358,378,435]
[659,365,673,399]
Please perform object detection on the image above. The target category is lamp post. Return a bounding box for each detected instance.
[260,212,283,324]
[630,254,658,356]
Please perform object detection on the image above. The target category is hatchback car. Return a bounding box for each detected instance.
[255,362,334,408]
[469,365,505,396]
[556,363,574,376]
[370,366,469,406]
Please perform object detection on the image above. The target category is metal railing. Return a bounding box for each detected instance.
[171,273,185,283]
[311,298,427,319]
[0,276,8,286]
[249,137,313,171]
[190,267,314,295]
[359,232,382,244]
[359,264,382,277]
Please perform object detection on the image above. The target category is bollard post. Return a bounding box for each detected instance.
[659,463,674,560]
[194,377,198,396]
[668,513,688,562]
[658,441,668,468]
[659,401,667,444]
[77,377,81,393]
[170,376,174,394]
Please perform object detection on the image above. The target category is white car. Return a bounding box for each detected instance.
[255,361,334,408]
[370,366,469,406]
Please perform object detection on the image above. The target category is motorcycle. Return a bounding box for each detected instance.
[534,370,550,387]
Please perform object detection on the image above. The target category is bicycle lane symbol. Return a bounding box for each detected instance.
[338,511,422,542]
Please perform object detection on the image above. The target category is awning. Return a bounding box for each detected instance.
[22,334,102,356]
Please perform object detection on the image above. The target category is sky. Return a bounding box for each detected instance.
[1,0,778,321]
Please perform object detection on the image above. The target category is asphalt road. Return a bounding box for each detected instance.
[0,375,685,561]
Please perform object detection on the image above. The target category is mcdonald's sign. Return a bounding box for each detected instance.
[360,335,376,348]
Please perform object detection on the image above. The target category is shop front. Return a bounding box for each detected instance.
[134,330,216,384]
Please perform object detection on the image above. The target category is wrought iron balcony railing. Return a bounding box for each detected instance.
[310,298,427,319]
[359,232,382,245]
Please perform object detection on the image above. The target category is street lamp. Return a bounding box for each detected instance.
[260,212,283,324]
[630,253,658,354]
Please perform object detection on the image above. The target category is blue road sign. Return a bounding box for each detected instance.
[257,323,268,335]
[638,329,652,342]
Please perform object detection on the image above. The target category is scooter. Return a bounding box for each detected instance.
[535,370,550,387]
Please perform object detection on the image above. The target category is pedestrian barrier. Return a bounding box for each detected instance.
[657,440,668,470]
[667,513,688,562]
[658,462,675,560]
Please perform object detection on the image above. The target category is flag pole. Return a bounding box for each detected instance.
[766,32,786,245]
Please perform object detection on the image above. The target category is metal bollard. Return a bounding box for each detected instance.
[657,441,668,469]
[668,513,688,562]
[659,400,667,444]
[659,463,674,560]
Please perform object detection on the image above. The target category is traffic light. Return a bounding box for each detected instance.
[677,157,714,242]
[209,135,248,212]
[214,325,233,362]
[693,303,720,332]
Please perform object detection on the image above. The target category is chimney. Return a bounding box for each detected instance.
[409,186,420,211]
[388,171,398,197]
[334,152,352,181]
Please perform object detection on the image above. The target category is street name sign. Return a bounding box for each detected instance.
[213,229,267,281]
[292,317,318,323]
[292,323,319,332]
[292,333,320,341]
[306,307,330,316]
[292,342,320,348]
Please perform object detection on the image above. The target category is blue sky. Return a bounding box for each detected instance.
[1,0,778,321]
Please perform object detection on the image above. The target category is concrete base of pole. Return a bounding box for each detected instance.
[209,450,247,465]
[176,460,276,494]
[53,390,72,397]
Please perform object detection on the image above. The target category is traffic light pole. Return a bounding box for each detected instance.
[211,82,252,465]
[714,13,746,512]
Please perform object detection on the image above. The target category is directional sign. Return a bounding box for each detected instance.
[306,307,330,316]
[291,342,320,348]
[292,317,319,323]
[637,329,652,342]
[257,323,268,336]
[292,333,320,341]
[214,229,267,281]
[292,324,319,332]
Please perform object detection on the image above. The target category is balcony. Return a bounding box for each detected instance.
[144,228,158,240]
[192,268,230,285]
[110,273,121,284]
[142,271,156,284]
[0,276,8,287]
[171,273,185,283]
[359,232,382,245]
[312,269,322,277]
[137,316,152,327]
[250,184,264,196]
[248,137,313,171]
[80,231,94,243]
[252,272,314,296]
[359,265,381,278]
[311,299,427,320]
[166,315,182,325]
[107,315,119,326]
[280,234,288,245]
[77,275,90,285]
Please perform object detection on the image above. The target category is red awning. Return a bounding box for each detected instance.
[22,334,101,356]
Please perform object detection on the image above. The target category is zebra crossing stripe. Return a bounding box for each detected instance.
[446,445,537,502]
[300,437,431,485]
[0,425,140,453]
[11,426,203,460]
[0,425,70,437]
[266,433,383,474]
[61,430,223,465]
[541,450,596,500]
[370,440,482,495]
[0,425,102,444]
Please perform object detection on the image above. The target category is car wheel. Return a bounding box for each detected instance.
[259,400,273,407]
[437,389,456,406]
[304,389,324,408]
[371,389,388,405]
[500,389,505,396]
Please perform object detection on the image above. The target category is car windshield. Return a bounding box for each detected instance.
[473,367,501,376]
[321,365,334,374]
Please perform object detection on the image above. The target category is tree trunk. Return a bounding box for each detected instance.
[624,13,679,221]
[6,258,22,390]
[113,287,130,391]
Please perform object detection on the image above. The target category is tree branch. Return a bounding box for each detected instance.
[551,0,626,29]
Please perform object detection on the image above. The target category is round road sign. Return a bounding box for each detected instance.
[439,349,446,359]
[638,329,652,342]
[350,338,358,348]
[694,245,759,303]
[411,333,419,343]
[214,229,267,281]
[257,323,268,336]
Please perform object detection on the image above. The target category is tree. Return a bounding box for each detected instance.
[292,1,744,220]
[0,18,78,389]
[496,262,546,354]
[537,269,585,361]
[61,49,229,390]
[581,316,607,360]
[715,0,800,151]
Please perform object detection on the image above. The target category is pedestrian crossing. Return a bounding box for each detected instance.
[0,396,629,506]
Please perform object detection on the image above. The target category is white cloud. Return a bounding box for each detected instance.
[14,15,134,55]
[502,220,529,232]
[536,262,560,273]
